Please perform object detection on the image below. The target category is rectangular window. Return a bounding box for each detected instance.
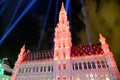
[36,67,38,72]
[33,67,35,72]
[79,63,82,70]
[48,66,50,72]
[51,66,53,71]
[92,61,96,69]
[44,66,46,72]
[22,68,24,73]
[26,68,28,73]
[58,64,61,70]
[75,63,78,70]
[63,63,66,70]
[29,68,31,73]
[40,67,43,72]
[72,63,74,70]
[83,62,87,69]
[19,68,21,73]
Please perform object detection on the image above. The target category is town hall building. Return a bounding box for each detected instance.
[11,3,120,80]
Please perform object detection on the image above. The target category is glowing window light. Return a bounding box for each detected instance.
[77,78,80,80]
[106,77,110,80]
[90,73,93,77]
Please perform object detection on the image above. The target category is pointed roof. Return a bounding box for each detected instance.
[99,33,106,44]
[59,2,67,21]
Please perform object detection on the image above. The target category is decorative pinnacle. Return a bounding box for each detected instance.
[61,2,64,9]
[20,44,25,52]
[99,33,106,44]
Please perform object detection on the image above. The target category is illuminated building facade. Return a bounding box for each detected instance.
[0,58,13,80]
[11,3,120,80]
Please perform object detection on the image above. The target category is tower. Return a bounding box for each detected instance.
[99,34,120,80]
[54,3,72,80]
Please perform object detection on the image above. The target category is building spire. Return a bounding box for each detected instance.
[54,3,72,60]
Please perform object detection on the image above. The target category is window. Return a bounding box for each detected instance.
[19,68,21,73]
[63,63,66,70]
[40,67,43,72]
[36,67,38,72]
[26,68,28,73]
[63,52,65,59]
[79,62,82,70]
[48,66,50,72]
[83,62,87,69]
[57,77,60,80]
[44,66,46,72]
[63,76,66,80]
[29,68,31,73]
[97,61,101,68]
[75,63,78,70]
[72,63,74,70]
[101,61,106,68]
[51,66,53,71]
[92,61,96,69]
[21,68,24,73]
[105,61,109,68]
[88,62,91,69]
[58,64,61,70]
[33,67,35,72]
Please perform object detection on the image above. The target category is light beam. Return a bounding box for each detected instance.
[0,0,36,45]
[80,0,91,44]
[37,0,52,51]
[5,0,22,31]
[65,0,70,13]
[0,0,8,14]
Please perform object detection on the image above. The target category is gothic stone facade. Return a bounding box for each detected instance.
[11,3,120,80]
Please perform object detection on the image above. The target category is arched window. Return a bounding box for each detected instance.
[79,62,82,70]
[101,60,106,68]
[83,62,87,69]
[97,61,101,68]
[75,63,78,70]
[92,61,96,69]
[88,62,91,69]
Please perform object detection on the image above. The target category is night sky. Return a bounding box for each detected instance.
[0,0,120,70]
